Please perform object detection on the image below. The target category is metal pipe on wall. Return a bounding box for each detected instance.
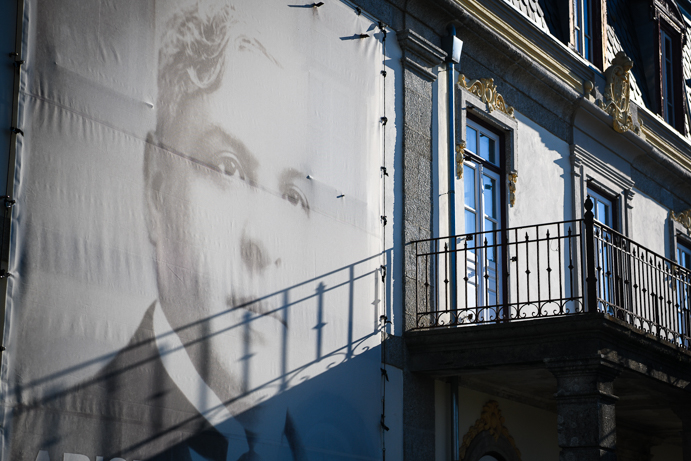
[442,24,463,461]
[445,24,458,315]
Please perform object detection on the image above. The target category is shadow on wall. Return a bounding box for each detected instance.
[8,253,388,461]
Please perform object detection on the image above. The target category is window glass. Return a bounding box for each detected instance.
[588,189,613,228]
[483,175,496,219]
[465,209,476,235]
[573,0,592,60]
[479,134,495,164]
[679,243,691,270]
[464,165,476,209]
[466,126,477,154]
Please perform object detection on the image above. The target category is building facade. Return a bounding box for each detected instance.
[1,0,691,460]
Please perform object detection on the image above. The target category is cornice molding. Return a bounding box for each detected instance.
[571,144,635,192]
[397,29,445,82]
[446,0,586,93]
[638,111,691,174]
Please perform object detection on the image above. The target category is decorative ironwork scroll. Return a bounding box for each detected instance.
[460,400,521,460]
[458,74,515,118]
[672,209,691,232]
[508,171,518,207]
[456,140,466,179]
[598,51,637,134]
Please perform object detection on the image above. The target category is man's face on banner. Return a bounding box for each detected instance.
[145,5,363,419]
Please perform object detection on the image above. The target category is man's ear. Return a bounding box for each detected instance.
[144,131,164,245]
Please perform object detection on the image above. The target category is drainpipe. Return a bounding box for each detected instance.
[442,25,462,314]
[441,25,462,461]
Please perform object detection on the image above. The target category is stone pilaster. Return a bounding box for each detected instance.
[547,358,621,461]
[398,28,445,461]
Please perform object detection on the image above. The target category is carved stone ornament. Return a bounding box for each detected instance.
[456,140,466,179]
[458,74,515,118]
[671,209,691,232]
[508,172,518,207]
[597,51,639,134]
[459,400,521,460]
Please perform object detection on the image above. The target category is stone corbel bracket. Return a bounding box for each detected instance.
[597,51,640,134]
[508,171,518,207]
[458,74,515,118]
[455,140,466,179]
[397,29,445,82]
[671,209,691,233]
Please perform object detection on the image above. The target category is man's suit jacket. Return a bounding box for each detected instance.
[9,303,231,461]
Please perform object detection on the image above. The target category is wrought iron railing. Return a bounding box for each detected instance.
[411,199,691,349]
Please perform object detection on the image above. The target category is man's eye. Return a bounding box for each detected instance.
[217,152,246,181]
[282,185,309,211]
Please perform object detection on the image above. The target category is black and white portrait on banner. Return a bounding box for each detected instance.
[1,1,394,459]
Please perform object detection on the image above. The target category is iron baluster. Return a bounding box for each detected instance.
[584,198,597,313]
[525,232,531,306]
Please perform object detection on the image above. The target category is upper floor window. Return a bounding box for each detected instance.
[574,0,592,61]
[569,0,604,69]
[660,28,679,127]
[588,188,615,229]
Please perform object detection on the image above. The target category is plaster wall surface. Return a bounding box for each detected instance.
[573,126,634,178]
[457,386,560,461]
[629,189,670,257]
[510,112,571,228]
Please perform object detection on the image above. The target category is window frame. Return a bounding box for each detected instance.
[570,145,634,237]
[462,117,506,317]
[570,0,605,70]
[655,13,686,134]
[455,85,517,320]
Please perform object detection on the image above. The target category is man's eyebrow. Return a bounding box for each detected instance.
[279,168,308,185]
[204,125,259,181]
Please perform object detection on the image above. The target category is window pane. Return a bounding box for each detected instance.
[479,134,496,164]
[466,126,477,154]
[596,200,605,224]
[483,175,496,219]
[465,209,476,235]
[484,219,496,262]
[464,165,476,209]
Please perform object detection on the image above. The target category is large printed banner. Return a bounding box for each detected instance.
[1,1,395,459]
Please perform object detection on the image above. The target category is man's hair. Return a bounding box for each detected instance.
[157,3,233,124]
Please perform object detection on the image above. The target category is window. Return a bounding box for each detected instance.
[463,120,504,315]
[676,241,691,345]
[588,188,614,228]
[570,0,604,69]
[661,29,677,127]
[679,242,691,271]
[588,188,618,314]
[573,0,592,61]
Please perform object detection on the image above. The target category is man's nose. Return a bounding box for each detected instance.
[240,236,272,272]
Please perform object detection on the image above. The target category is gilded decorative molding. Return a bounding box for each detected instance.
[671,209,691,232]
[459,400,521,460]
[458,74,515,118]
[597,52,639,134]
[456,141,466,179]
[508,172,518,207]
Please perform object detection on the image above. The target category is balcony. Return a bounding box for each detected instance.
[410,202,691,348]
[405,199,691,457]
